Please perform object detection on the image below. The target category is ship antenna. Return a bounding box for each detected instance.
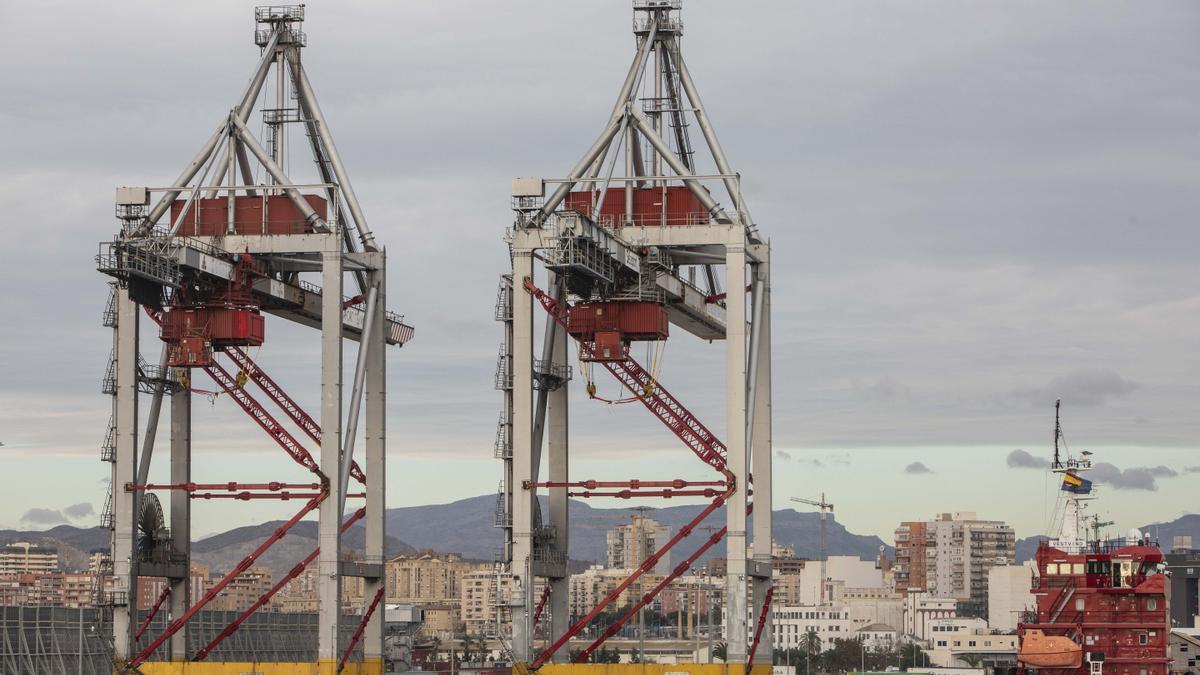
[1052,399,1063,469]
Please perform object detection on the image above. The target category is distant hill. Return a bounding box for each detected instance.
[0,522,412,579]
[384,495,891,564]
[1013,513,1200,563]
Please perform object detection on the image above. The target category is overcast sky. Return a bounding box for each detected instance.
[0,1,1198,543]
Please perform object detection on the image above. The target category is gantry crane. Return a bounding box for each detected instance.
[497,0,774,669]
[791,494,834,605]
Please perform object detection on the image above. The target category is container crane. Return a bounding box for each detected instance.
[791,494,834,604]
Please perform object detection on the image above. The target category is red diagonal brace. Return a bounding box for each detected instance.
[524,279,728,474]
[532,585,552,636]
[202,361,321,477]
[134,585,170,642]
[530,487,731,670]
[194,508,365,661]
[575,521,730,663]
[746,585,774,668]
[574,501,755,664]
[128,491,325,669]
[339,586,386,671]
[224,347,366,484]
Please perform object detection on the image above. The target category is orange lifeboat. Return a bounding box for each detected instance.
[1018,629,1083,668]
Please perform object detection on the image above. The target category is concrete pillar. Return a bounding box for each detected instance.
[510,250,535,662]
[363,262,387,671]
[112,293,139,662]
[168,386,191,661]
[318,245,344,673]
[724,243,748,664]
[750,255,773,663]
[547,285,570,663]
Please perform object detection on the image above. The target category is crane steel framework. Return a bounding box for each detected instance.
[96,6,412,673]
[497,1,773,670]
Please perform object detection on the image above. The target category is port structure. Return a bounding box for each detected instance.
[496,1,772,669]
[96,6,413,673]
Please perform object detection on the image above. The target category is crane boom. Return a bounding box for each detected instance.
[790,493,834,604]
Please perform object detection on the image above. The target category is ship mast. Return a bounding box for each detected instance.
[1048,400,1093,553]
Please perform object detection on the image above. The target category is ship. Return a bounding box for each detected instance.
[1016,401,1170,675]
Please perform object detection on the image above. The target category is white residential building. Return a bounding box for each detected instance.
[904,593,959,642]
[927,626,1017,669]
[771,605,855,650]
[987,561,1035,632]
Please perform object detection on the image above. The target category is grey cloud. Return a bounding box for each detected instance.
[20,508,67,526]
[1185,466,1200,474]
[904,462,934,475]
[1,0,1199,533]
[776,450,792,461]
[1021,369,1138,407]
[852,377,910,401]
[1007,449,1050,470]
[1090,462,1179,491]
[63,502,93,520]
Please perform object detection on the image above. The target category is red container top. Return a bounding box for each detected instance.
[562,186,709,227]
[170,195,327,237]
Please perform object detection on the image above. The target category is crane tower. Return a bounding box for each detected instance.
[96,6,412,672]
[496,1,773,670]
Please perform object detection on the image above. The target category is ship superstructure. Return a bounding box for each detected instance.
[1017,402,1170,675]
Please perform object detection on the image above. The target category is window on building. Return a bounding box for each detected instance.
[969,641,977,647]
[1076,598,1085,611]
[938,641,947,647]
[1138,633,1148,645]
[1073,563,1085,574]
[1046,564,1058,575]
[954,641,961,647]
[1146,598,1157,610]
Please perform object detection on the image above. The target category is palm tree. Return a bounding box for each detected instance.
[959,653,984,669]
[801,629,822,656]
[801,630,821,675]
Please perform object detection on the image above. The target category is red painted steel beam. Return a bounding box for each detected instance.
[598,356,727,473]
[524,279,728,474]
[532,585,552,634]
[189,491,338,501]
[531,489,731,670]
[134,586,171,642]
[528,479,727,489]
[339,586,386,671]
[224,346,367,485]
[128,491,325,669]
[574,501,755,664]
[571,500,743,664]
[131,482,319,492]
[194,508,365,661]
[746,586,774,668]
[568,488,726,499]
[202,361,323,478]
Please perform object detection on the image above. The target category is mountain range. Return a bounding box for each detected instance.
[6,498,1198,579]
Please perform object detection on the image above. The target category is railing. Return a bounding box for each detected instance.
[255,5,304,22]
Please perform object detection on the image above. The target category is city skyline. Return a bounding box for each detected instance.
[1,1,1198,544]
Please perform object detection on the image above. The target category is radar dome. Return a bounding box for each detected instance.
[1127,528,1142,542]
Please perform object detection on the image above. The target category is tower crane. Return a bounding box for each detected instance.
[791,494,834,604]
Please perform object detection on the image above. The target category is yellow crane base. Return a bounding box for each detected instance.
[118,659,383,675]
[520,664,774,675]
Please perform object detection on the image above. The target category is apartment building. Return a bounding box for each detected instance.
[894,512,1015,617]
[0,542,59,575]
[606,516,671,575]
[386,550,485,605]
